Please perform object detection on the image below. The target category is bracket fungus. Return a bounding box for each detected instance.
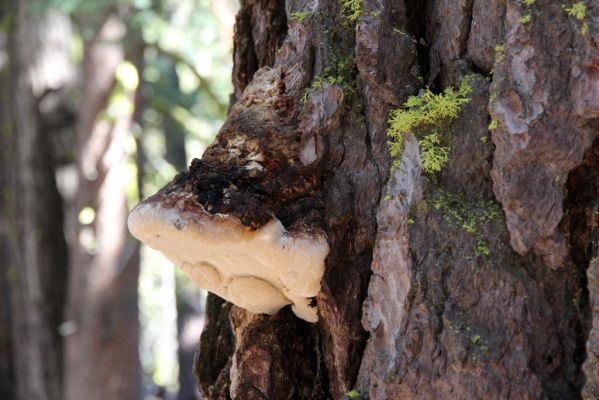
[128,189,328,322]
[128,68,331,322]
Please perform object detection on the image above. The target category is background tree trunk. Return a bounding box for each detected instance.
[0,1,73,399]
[2,2,233,399]
[63,16,142,400]
[193,0,599,399]
[176,283,204,400]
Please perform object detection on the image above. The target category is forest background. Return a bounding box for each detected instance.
[0,0,238,399]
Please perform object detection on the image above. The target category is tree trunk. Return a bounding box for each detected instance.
[176,283,204,400]
[131,0,598,398]
[0,2,73,399]
[63,16,142,400]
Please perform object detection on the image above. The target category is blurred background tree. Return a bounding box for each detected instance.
[0,0,237,399]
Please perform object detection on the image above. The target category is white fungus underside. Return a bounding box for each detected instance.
[128,201,328,322]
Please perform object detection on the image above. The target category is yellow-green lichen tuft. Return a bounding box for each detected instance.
[494,45,506,63]
[340,0,361,23]
[387,75,475,172]
[519,13,532,24]
[519,0,536,25]
[488,118,499,131]
[565,2,588,35]
[566,1,587,20]
[301,77,323,103]
[474,238,491,257]
[581,22,589,35]
[290,11,310,22]
[345,389,360,399]
[419,132,450,173]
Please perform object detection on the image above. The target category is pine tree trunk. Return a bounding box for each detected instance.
[63,16,142,400]
[143,0,598,398]
[0,2,73,399]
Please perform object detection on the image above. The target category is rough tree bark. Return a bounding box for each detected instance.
[145,0,598,399]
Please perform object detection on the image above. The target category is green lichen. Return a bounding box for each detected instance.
[420,132,450,173]
[301,76,324,103]
[314,54,356,96]
[474,238,491,257]
[290,11,310,22]
[489,92,498,104]
[519,0,536,25]
[389,78,474,139]
[581,22,589,35]
[346,389,360,399]
[302,66,353,103]
[340,0,361,24]
[494,45,506,63]
[431,188,503,255]
[432,190,478,233]
[565,2,588,35]
[480,205,502,222]
[325,52,354,88]
[326,74,345,86]
[488,118,499,131]
[566,2,587,20]
[451,324,490,363]
[387,75,475,172]
[470,335,489,363]
[519,13,532,24]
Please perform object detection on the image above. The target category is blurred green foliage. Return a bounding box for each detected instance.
[42,0,234,187]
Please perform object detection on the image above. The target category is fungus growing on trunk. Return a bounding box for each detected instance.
[128,187,328,322]
[128,68,331,322]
